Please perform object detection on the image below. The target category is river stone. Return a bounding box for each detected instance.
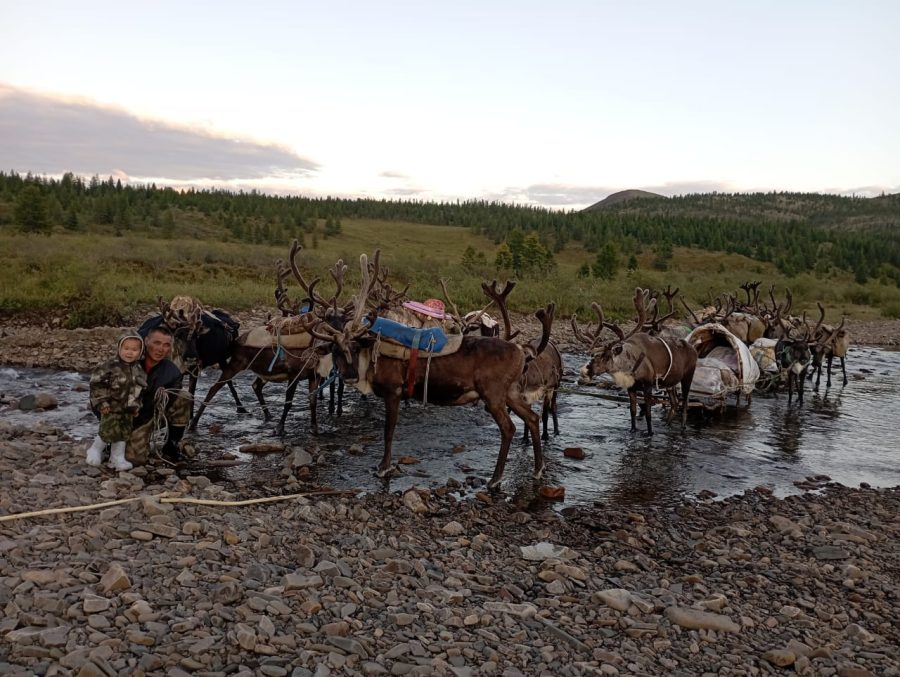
[665,606,740,633]
[811,545,851,560]
[211,581,243,605]
[18,393,58,410]
[98,563,130,593]
[294,544,316,568]
[442,521,465,536]
[770,515,803,536]
[402,490,428,514]
[762,649,796,667]
[328,636,369,658]
[593,589,632,611]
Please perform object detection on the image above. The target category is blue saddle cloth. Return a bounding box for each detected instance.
[369,317,448,352]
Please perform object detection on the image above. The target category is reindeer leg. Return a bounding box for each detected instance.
[787,372,794,405]
[336,378,344,417]
[485,401,519,490]
[798,368,806,404]
[826,354,834,388]
[189,376,228,430]
[226,381,248,414]
[188,373,198,421]
[541,395,551,441]
[680,373,693,428]
[507,396,543,482]
[840,356,847,386]
[643,384,654,435]
[307,376,319,435]
[275,376,300,437]
[252,377,272,422]
[377,393,401,478]
[550,390,559,435]
[628,390,639,431]
[328,379,336,416]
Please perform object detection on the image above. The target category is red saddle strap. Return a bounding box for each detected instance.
[406,349,419,397]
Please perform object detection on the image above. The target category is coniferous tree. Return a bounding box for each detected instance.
[15,185,50,233]
[592,242,619,280]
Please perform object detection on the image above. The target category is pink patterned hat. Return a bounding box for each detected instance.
[402,298,446,319]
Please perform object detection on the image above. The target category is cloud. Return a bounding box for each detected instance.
[379,170,409,179]
[0,84,318,181]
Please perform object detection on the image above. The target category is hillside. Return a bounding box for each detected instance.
[1,171,899,327]
[584,189,667,211]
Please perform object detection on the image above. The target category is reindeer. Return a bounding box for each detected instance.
[769,304,821,405]
[480,279,562,442]
[574,288,698,434]
[309,251,553,490]
[189,253,341,435]
[810,303,851,389]
[682,288,766,345]
[138,296,242,419]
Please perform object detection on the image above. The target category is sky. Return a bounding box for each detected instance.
[1,1,898,210]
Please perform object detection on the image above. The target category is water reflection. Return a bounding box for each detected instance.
[1,346,898,506]
[768,408,804,458]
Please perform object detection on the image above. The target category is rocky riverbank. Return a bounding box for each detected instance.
[1,421,898,676]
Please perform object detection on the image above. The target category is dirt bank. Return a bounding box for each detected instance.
[0,421,897,676]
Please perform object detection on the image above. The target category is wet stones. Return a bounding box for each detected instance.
[17,393,58,411]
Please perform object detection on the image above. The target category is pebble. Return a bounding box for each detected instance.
[0,420,896,676]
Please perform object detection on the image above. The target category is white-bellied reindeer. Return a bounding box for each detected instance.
[189,252,341,435]
[309,252,554,490]
[480,279,562,441]
[810,302,851,389]
[573,288,698,434]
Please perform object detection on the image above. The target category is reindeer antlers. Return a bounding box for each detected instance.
[481,280,520,341]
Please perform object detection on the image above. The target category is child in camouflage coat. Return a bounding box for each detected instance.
[85,333,148,471]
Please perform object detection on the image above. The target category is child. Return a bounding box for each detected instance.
[85,333,148,471]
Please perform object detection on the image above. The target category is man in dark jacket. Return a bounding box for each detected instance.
[125,326,192,466]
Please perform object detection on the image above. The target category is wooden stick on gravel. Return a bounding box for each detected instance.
[0,489,358,523]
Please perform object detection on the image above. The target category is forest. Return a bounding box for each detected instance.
[2,171,898,288]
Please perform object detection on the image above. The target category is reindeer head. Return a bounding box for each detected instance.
[305,252,381,386]
[159,295,204,337]
[463,310,500,336]
[573,289,651,386]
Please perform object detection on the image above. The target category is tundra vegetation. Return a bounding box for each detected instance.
[1,171,898,328]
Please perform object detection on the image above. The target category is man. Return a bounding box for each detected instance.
[125,326,192,466]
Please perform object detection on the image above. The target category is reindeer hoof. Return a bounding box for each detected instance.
[532,464,545,481]
[236,407,248,415]
[376,465,398,479]
[487,477,503,491]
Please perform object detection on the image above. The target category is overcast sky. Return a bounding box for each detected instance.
[1,1,898,209]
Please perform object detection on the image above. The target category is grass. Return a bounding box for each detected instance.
[2,220,898,328]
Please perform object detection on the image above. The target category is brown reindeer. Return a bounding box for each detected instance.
[309,252,553,490]
[189,256,338,435]
[481,279,562,441]
[574,288,698,434]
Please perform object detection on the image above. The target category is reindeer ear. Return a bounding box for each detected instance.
[612,345,623,356]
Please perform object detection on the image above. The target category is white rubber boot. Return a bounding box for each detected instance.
[85,436,106,467]
[108,441,133,472]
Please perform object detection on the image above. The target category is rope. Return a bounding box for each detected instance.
[316,366,339,395]
[423,335,436,405]
[653,337,674,386]
[0,489,359,523]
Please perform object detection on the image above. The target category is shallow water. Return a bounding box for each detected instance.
[2,346,898,507]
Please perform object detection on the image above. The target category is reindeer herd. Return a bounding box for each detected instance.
[141,248,853,489]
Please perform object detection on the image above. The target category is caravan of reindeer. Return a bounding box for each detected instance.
[168,244,851,490]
